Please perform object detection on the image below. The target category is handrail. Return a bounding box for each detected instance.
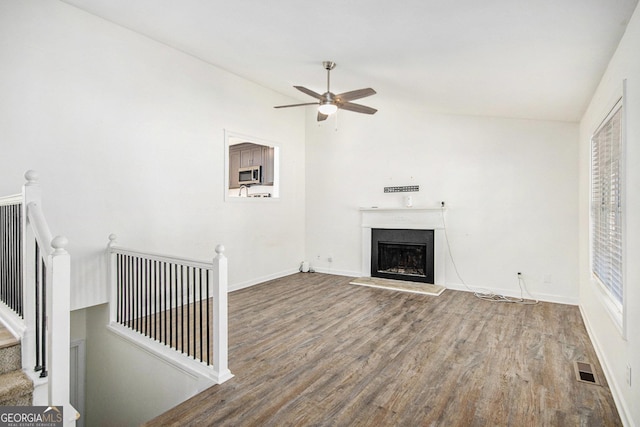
[0,194,22,205]
[26,202,54,259]
[20,170,77,425]
[109,245,214,271]
[107,234,233,384]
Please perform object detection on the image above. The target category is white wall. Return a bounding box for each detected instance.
[3,0,632,425]
[0,1,306,310]
[0,2,306,425]
[84,303,217,427]
[306,100,579,303]
[578,3,640,426]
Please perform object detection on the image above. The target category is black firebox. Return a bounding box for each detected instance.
[371,228,434,283]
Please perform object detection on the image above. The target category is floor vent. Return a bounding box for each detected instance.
[574,361,600,385]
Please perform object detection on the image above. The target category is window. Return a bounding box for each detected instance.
[224,130,280,201]
[590,99,624,324]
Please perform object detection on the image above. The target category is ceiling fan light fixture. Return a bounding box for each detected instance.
[318,102,338,115]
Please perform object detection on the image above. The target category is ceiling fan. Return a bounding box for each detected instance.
[274,61,377,122]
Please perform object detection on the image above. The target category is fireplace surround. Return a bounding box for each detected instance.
[360,207,446,285]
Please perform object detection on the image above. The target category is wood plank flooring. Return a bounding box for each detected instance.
[144,273,621,426]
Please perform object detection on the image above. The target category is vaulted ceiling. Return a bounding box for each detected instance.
[61,0,638,122]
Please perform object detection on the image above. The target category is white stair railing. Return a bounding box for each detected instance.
[107,234,232,384]
[0,193,24,334]
[0,170,77,425]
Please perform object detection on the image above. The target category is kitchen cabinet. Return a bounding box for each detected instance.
[240,145,263,168]
[228,143,274,188]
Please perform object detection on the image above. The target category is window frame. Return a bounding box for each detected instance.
[589,92,626,338]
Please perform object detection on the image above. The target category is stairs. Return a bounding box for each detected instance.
[0,323,33,406]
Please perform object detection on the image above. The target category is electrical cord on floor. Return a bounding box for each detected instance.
[474,276,538,305]
[441,205,538,305]
[516,274,539,305]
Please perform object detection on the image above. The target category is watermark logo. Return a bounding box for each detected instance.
[0,406,63,427]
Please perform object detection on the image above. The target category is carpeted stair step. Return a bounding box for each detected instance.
[0,333,22,375]
[0,324,33,406]
[0,370,33,406]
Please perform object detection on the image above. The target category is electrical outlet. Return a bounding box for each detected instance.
[626,364,632,386]
[316,254,320,260]
[328,255,333,263]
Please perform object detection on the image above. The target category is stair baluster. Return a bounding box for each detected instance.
[107,235,232,384]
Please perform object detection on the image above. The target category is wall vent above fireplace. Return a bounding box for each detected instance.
[383,185,419,193]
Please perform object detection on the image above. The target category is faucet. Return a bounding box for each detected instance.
[238,185,250,197]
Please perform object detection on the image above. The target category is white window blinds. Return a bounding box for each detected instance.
[591,101,623,306]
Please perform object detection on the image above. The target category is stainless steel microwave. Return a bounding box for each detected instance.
[238,165,262,185]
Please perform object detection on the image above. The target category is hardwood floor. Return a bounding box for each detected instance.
[144,273,621,426]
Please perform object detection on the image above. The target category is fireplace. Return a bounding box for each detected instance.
[371,228,434,283]
[360,207,446,285]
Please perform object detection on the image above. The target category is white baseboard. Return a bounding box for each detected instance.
[302,273,578,305]
[579,304,632,427]
[444,282,579,305]
[227,267,360,290]
[26,372,49,406]
[310,267,360,277]
[228,268,300,292]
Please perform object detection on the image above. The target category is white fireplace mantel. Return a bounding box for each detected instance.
[360,206,447,286]
[360,206,443,211]
[360,206,445,230]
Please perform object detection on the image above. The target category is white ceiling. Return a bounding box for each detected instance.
[61,0,638,122]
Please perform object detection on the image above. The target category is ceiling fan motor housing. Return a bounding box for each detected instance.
[323,61,336,71]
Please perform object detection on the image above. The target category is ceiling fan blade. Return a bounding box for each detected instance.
[317,111,329,122]
[294,86,323,100]
[336,88,376,102]
[274,102,318,109]
[339,101,377,115]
